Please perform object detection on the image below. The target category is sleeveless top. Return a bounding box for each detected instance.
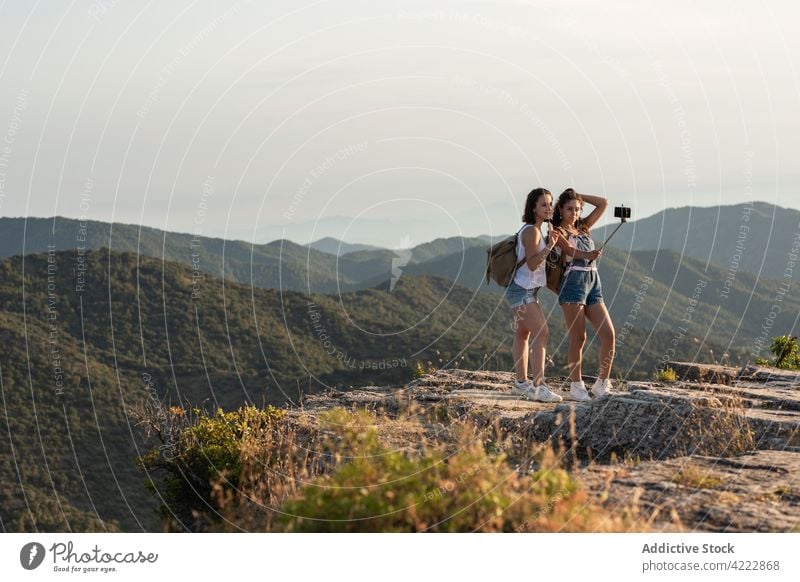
[513,223,546,289]
[564,231,597,271]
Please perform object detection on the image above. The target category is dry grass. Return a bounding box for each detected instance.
[715,491,741,504]
[671,464,724,489]
[675,391,756,458]
[134,400,648,532]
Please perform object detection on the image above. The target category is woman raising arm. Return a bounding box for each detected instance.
[552,189,616,401]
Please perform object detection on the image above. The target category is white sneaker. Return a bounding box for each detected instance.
[565,381,591,402]
[533,384,563,403]
[511,379,535,398]
[591,378,613,397]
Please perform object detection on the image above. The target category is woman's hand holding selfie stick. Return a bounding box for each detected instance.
[588,204,630,265]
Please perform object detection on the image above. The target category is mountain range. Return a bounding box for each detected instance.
[305,237,382,256]
[229,202,519,246]
[2,202,798,294]
[594,201,800,280]
[0,216,489,293]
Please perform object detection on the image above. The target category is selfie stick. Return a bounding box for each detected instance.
[589,206,629,265]
[597,219,626,251]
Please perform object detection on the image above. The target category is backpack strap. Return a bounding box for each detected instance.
[549,226,567,261]
[513,224,533,275]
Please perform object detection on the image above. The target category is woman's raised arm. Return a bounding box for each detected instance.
[579,192,608,229]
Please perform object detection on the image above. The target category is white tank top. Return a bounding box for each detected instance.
[513,224,546,289]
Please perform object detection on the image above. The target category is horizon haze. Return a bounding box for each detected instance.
[0,1,798,246]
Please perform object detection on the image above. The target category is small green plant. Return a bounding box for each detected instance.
[670,464,724,489]
[412,360,437,379]
[770,335,799,369]
[655,367,677,383]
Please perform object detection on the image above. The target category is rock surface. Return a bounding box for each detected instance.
[578,450,800,532]
[301,362,800,532]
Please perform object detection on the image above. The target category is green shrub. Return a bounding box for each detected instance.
[770,335,799,369]
[754,335,800,370]
[139,406,643,532]
[277,424,629,533]
[184,406,286,478]
[137,405,287,529]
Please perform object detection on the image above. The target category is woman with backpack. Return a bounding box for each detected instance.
[552,188,616,401]
[505,187,563,403]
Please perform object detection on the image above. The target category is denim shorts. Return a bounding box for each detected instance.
[505,281,540,309]
[559,269,604,306]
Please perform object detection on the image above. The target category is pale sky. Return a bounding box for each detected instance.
[0,0,798,246]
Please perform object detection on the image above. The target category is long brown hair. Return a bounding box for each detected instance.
[553,188,589,233]
[521,187,552,224]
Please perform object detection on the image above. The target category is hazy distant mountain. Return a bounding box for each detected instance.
[0,217,493,293]
[405,236,488,263]
[305,237,383,256]
[596,201,800,279]
[0,216,373,292]
[4,200,798,309]
[244,202,521,247]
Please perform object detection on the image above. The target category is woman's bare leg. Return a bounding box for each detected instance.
[512,306,531,382]
[518,302,548,386]
[561,304,586,382]
[585,303,615,379]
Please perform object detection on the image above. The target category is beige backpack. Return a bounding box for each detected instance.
[485,228,527,287]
